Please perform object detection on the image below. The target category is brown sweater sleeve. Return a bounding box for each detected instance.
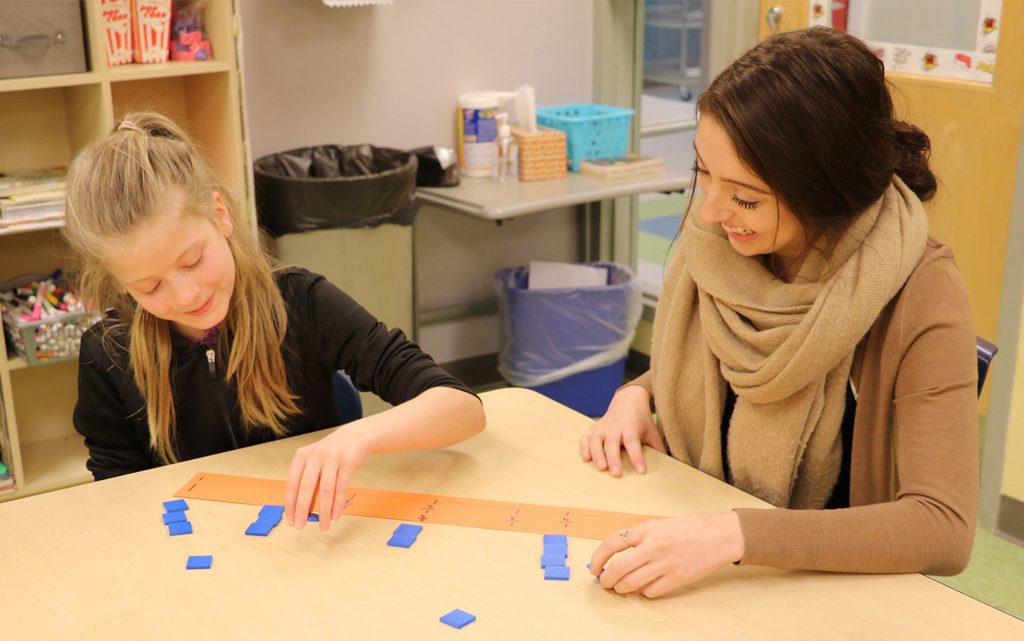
[734,250,978,575]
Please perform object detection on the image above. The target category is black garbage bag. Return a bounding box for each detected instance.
[254,144,418,236]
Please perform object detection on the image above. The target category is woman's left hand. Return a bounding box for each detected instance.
[284,424,371,531]
[589,512,745,598]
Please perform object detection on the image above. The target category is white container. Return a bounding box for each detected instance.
[457,91,499,178]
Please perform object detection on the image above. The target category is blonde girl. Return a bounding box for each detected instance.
[65,112,484,530]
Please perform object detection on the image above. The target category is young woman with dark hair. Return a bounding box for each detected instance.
[580,27,977,598]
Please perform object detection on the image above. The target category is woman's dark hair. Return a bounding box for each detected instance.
[696,27,936,249]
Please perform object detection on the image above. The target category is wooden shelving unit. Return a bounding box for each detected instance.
[0,0,245,501]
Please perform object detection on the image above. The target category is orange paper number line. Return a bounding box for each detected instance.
[174,472,659,540]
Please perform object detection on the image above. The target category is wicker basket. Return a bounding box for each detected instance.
[511,126,567,181]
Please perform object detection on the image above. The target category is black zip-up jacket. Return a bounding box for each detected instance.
[73,268,475,480]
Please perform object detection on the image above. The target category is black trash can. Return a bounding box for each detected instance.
[253,144,418,235]
[253,145,419,417]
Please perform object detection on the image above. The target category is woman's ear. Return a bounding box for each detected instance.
[211,190,234,237]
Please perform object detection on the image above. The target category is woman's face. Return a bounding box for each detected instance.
[693,115,807,279]
[103,189,236,339]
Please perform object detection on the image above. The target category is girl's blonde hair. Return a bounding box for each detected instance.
[63,112,299,464]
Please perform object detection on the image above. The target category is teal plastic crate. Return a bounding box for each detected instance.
[535,103,634,171]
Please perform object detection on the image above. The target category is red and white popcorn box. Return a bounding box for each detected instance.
[130,0,172,63]
[101,0,133,66]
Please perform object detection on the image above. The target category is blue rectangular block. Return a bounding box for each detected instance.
[162,511,188,525]
[307,513,320,522]
[168,521,193,536]
[259,505,286,520]
[440,609,476,629]
[543,534,568,547]
[541,554,567,568]
[387,534,417,548]
[393,523,423,538]
[186,555,213,569]
[543,544,567,558]
[246,520,274,536]
[257,514,282,527]
[163,499,188,512]
[544,565,570,581]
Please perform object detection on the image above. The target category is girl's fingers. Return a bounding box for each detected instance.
[292,459,322,530]
[284,449,309,526]
[332,465,356,523]
[316,461,339,532]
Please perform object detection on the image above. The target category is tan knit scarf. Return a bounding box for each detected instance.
[651,179,928,508]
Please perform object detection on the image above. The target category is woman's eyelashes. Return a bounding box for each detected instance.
[691,163,760,210]
[731,195,758,210]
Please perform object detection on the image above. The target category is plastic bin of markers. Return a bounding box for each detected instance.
[1,309,97,365]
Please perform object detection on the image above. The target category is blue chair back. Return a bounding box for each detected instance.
[332,370,363,425]
[976,336,998,396]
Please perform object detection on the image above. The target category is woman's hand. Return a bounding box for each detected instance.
[284,423,372,531]
[589,512,744,598]
[579,385,666,476]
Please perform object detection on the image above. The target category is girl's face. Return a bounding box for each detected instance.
[693,116,807,279]
[104,190,236,339]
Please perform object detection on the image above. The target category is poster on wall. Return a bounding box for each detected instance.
[809,0,1001,84]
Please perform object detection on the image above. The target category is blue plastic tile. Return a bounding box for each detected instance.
[163,499,189,512]
[186,555,213,569]
[387,534,417,548]
[168,521,193,536]
[394,523,423,538]
[544,565,570,581]
[440,609,476,629]
[543,544,567,558]
[257,514,282,527]
[541,554,567,568]
[308,513,320,522]
[259,505,286,520]
[162,511,188,525]
[246,520,274,537]
[543,534,568,547]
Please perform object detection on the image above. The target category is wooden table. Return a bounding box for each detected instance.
[1,388,1021,640]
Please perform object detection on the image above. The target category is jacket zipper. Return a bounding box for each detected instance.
[207,348,239,449]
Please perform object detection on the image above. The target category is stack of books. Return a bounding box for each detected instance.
[0,167,68,231]
[0,460,14,494]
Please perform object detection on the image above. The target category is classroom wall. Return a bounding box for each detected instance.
[997,122,1024,509]
[237,0,594,363]
[1002,299,1024,502]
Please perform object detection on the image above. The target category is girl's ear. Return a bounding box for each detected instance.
[211,190,234,237]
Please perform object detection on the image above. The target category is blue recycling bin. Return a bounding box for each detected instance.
[495,262,641,416]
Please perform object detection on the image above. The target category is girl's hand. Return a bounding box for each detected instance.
[284,424,372,531]
[282,387,484,532]
[589,512,745,598]
[579,385,666,476]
